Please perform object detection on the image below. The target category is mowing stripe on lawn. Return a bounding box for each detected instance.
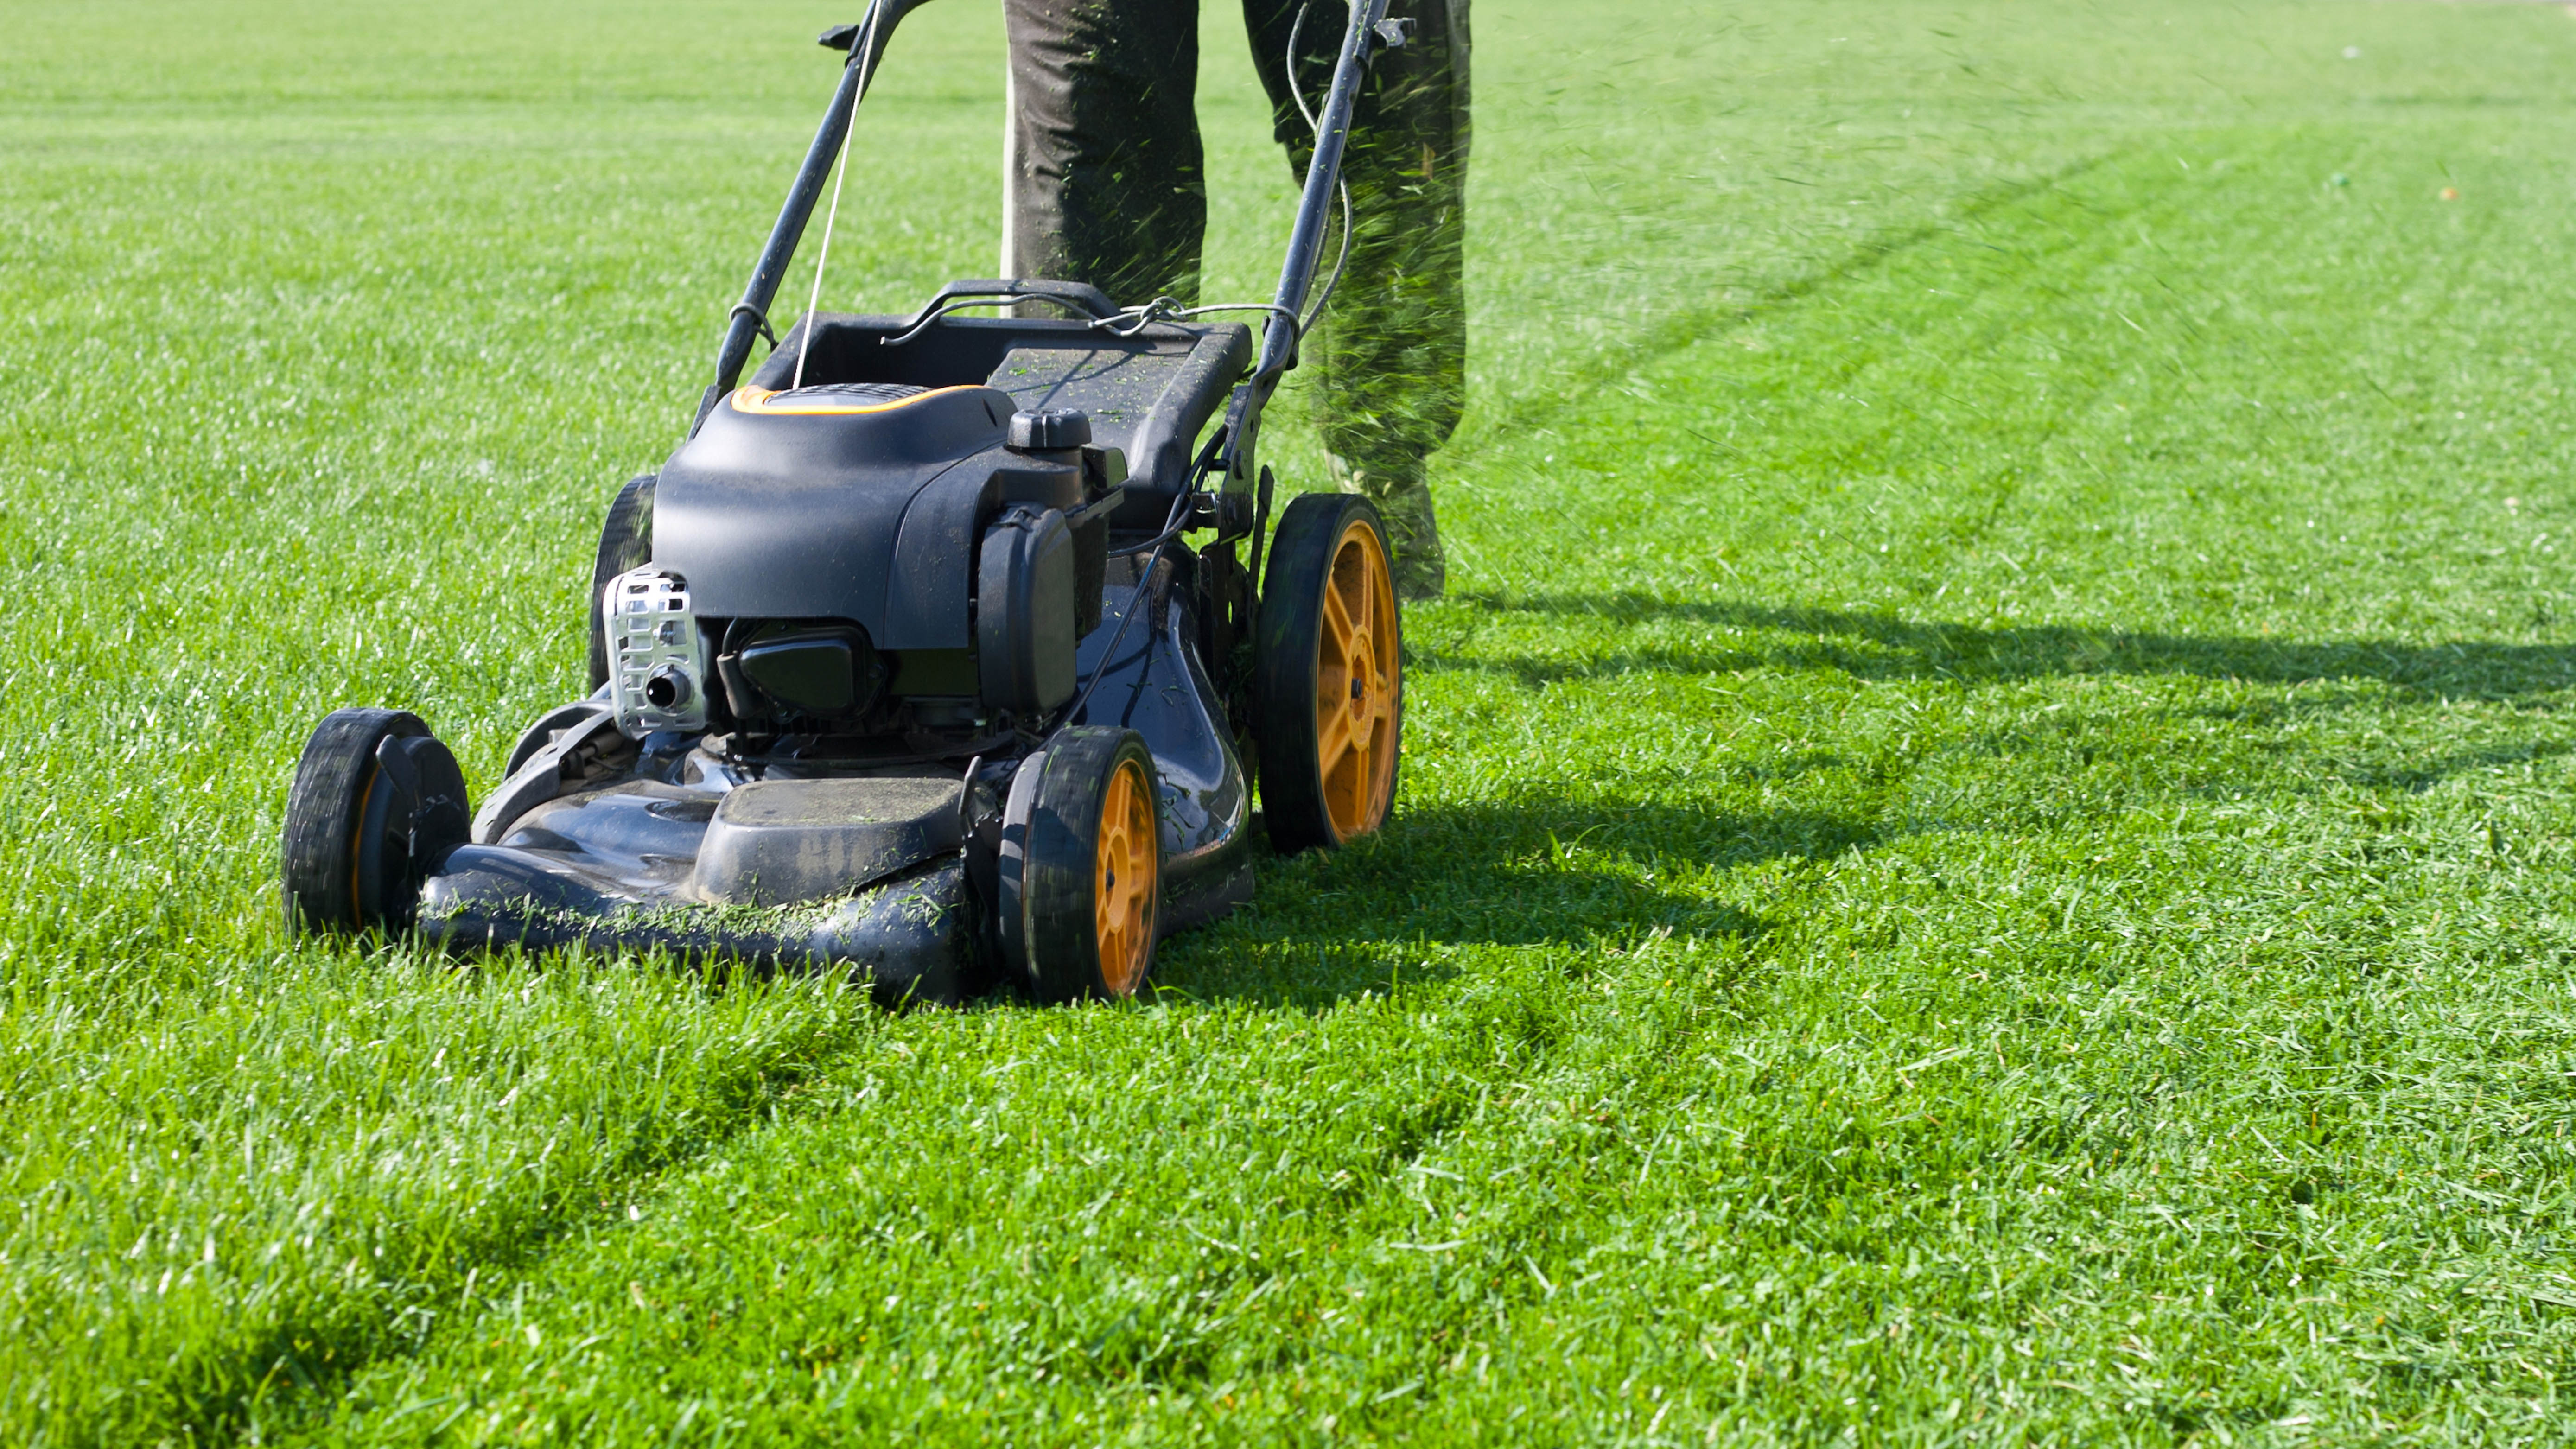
[7,0,2576,1443]
[241,127,2576,1442]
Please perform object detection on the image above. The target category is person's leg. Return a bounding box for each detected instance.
[1246,0,1469,600]
[1002,0,1207,307]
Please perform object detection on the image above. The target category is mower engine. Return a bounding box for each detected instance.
[637,387,1121,747]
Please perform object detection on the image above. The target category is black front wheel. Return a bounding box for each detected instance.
[280,708,471,938]
[1000,727,1163,1002]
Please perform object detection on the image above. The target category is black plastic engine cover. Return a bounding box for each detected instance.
[656,384,1080,651]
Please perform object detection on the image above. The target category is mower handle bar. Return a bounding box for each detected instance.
[695,0,1392,486]
[1257,0,1391,384]
[1212,0,1393,483]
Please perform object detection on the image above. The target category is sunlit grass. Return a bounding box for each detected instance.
[4,0,2576,1442]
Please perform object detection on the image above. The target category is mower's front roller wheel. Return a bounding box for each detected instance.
[1005,727,1163,1002]
[280,708,471,939]
[1256,494,1402,853]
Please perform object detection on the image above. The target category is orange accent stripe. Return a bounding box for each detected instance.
[729,384,979,417]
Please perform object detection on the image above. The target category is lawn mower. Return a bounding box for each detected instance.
[277,0,1409,1003]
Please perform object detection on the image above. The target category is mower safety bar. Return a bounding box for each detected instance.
[697,0,932,430]
[877,279,1123,345]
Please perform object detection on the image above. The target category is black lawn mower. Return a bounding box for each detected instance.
[278,0,1410,1003]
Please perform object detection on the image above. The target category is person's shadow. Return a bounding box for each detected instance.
[1428,590,2576,704]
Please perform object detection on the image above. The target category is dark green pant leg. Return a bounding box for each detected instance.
[1007,0,1469,595]
[1001,0,1206,307]
[1247,0,1470,598]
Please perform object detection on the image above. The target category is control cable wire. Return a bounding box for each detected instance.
[793,0,885,391]
[1283,0,1357,336]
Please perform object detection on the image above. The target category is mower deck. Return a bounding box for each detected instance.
[413,558,1253,1004]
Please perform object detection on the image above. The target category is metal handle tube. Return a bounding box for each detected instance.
[699,0,922,422]
[1209,0,1390,486]
[1257,0,1391,383]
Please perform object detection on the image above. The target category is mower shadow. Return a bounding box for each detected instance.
[1155,794,1873,1010]
[1435,591,2576,705]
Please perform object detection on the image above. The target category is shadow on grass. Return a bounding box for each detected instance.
[2339,738,2576,794]
[1438,591,2576,704]
[1158,793,1874,1009]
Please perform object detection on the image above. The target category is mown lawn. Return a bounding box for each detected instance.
[6,0,2576,1443]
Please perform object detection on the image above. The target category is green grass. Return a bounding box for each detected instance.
[6,0,2576,1442]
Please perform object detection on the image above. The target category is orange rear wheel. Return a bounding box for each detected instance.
[1311,517,1400,840]
[1255,494,1405,854]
